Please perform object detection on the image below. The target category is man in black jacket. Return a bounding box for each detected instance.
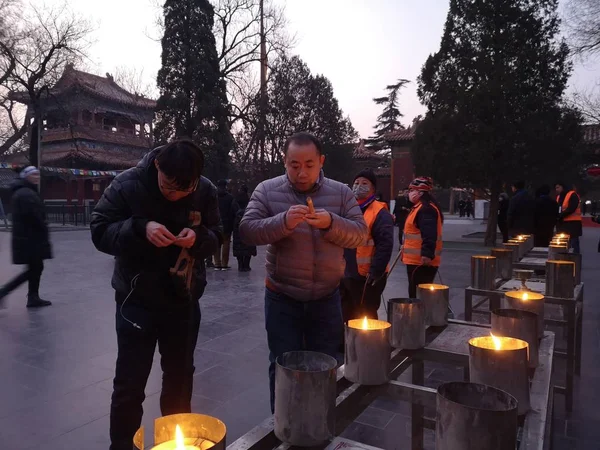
[90,140,220,450]
[507,181,535,237]
[392,188,411,244]
[213,179,239,270]
[0,166,52,307]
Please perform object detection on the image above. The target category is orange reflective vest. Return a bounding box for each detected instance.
[356,200,391,276]
[557,191,582,222]
[402,202,443,266]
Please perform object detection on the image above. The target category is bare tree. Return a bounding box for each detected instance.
[0,1,92,161]
[570,83,600,124]
[565,0,600,57]
[113,65,157,99]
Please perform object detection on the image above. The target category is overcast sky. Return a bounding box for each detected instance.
[49,0,599,138]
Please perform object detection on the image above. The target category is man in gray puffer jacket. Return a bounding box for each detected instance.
[240,132,368,412]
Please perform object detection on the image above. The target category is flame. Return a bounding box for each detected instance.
[490,332,502,350]
[429,285,435,291]
[522,292,529,301]
[175,425,185,450]
[362,316,369,330]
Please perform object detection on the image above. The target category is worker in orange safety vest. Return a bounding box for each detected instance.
[555,182,582,254]
[402,177,444,298]
[342,168,394,320]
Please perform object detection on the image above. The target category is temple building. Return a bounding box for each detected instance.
[1,64,156,205]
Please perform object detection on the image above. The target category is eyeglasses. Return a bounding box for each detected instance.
[158,171,199,194]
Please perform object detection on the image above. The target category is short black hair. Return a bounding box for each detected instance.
[155,139,204,189]
[555,181,567,189]
[284,132,323,156]
[512,181,525,190]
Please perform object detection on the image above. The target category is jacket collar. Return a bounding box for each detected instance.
[286,170,325,194]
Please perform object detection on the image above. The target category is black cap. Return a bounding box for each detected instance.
[353,168,377,189]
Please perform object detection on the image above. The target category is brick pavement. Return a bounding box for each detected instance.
[0,228,597,449]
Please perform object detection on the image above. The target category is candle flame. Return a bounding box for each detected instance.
[429,285,435,291]
[522,292,529,301]
[362,316,369,330]
[490,332,502,350]
[175,425,185,450]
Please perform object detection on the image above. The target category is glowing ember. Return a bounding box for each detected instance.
[362,316,369,330]
[490,332,502,350]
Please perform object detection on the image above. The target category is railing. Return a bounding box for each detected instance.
[44,202,96,227]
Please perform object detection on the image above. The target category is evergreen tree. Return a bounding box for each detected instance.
[154,0,233,182]
[368,79,410,148]
[414,0,582,245]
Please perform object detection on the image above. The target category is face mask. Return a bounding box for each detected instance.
[409,191,422,203]
[353,184,371,199]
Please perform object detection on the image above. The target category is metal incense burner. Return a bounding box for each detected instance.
[553,252,582,285]
[417,283,450,327]
[513,269,535,290]
[546,260,576,298]
[504,290,545,339]
[345,318,391,385]
[492,308,539,368]
[471,256,497,290]
[548,243,568,260]
[274,351,337,446]
[504,242,522,261]
[134,413,226,450]
[435,382,518,450]
[387,298,426,349]
[490,248,514,280]
[468,335,530,415]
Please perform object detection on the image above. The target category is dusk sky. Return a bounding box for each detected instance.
[54,0,599,138]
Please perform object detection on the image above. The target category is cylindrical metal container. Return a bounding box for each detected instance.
[504,291,545,339]
[274,351,337,446]
[387,298,426,349]
[492,308,539,368]
[468,336,530,415]
[471,256,497,290]
[548,244,568,260]
[435,382,518,450]
[490,248,513,280]
[522,235,534,253]
[553,252,582,285]
[503,242,521,262]
[134,413,227,450]
[345,319,391,385]
[417,283,450,327]
[546,260,575,298]
[508,239,525,258]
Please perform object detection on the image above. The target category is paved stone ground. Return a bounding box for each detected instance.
[0,227,597,449]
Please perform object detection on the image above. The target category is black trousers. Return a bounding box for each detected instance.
[406,264,438,298]
[0,260,44,297]
[237,256,252,270]
[340,276,387,321]
[110,294,201,450]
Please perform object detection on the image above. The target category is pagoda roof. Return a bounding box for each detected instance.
[353,140,384,160]
[11,64,156,110]
[385,128,415,143]
[583,124,600,145]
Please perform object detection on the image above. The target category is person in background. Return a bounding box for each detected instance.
[555,182,582,253]
[498,192,510,243]
[392,188,411,245]
[240,132,367,412]
[465,197,473,218]
[342,168,394,321]
[90,140,220,450]
[213,179,239,270]
[582,200,588,216]
[533,185,558,247]
[507,181,535,237]
[402,177,444,298]
[458,198,466,217]
[0,166,52,307]
[232,193,256,272]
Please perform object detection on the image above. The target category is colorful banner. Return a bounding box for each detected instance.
[0,162,122,177]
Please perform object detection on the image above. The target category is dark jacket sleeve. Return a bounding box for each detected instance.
[19,191,48,233]
[370,208,394,276]
[507,196,517,230]
[190,183,220,259]
[416,204,439,260]
[90,179,155,257]
[560,193,580,219]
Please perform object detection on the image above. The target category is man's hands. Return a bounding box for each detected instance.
[285,204,333,230]
[285,205,309,229]
[145,222,196,248]
[146,221,176,247]
[305,209,333,230]
[421,256,433,266]
[175,228,196,248]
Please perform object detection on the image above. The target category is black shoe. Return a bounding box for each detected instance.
[221,266,231,271]
[26,295,52,308]
[214,266,222,271]
[206,260,214,268]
